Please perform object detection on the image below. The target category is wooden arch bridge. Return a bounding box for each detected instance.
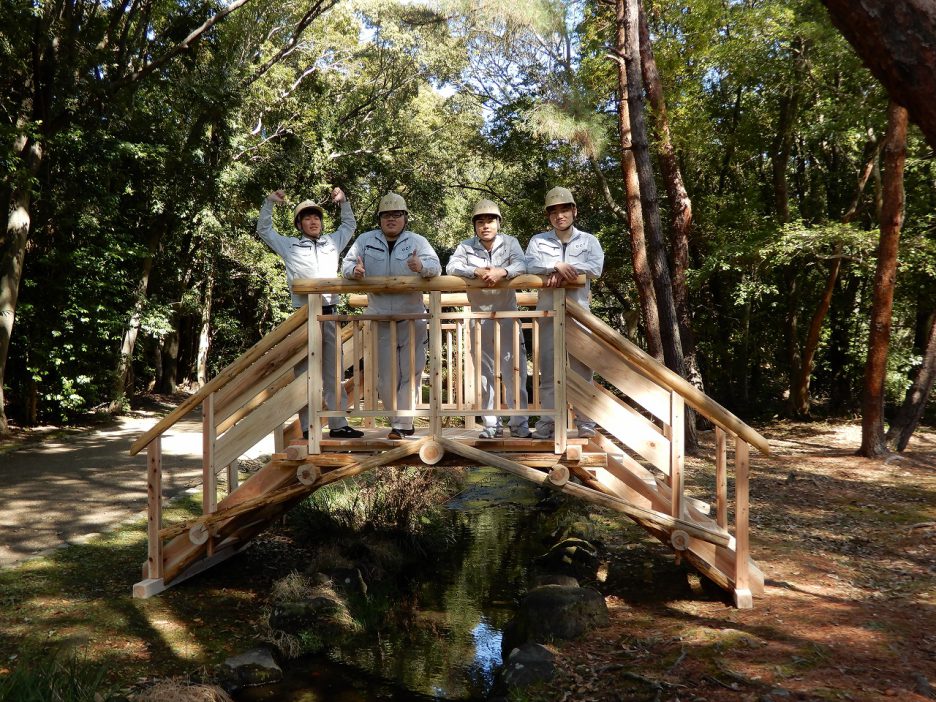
[129,276,770,608]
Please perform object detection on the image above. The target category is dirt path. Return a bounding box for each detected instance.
[0,401,273,569]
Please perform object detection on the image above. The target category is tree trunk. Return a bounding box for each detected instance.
[821,0,936,151]
[790,133,881,417]
[0,134,43,435]
[614,0,663,362]
[621,0,684,378]
[859,102,908,458]
[111,226,162,406]
[196,258,215,388]
[886,307,936,452]
[637,3,700,449]
[159,330,180,395]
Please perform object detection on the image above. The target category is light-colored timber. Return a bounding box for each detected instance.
[130,276,766,608]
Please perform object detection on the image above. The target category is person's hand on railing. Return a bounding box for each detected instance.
[352,256,366,279]
[407,248,423,272]
[475,266,507,287]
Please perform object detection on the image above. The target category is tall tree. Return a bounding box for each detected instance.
[886,305,936,452]
[821,0,936,150]
[859,102,907,458]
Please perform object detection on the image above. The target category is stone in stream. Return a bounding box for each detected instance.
[501,584,609,657]
[534,537,600,581]
[216,646,283,692]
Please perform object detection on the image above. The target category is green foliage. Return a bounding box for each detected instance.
[0,651,112,702]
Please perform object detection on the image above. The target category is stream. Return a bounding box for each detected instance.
[235,467,570,701]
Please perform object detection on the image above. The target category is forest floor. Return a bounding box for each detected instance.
[531,420,936,702]
[0,413,933,701]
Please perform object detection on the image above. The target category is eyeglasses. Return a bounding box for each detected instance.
[380,211,405,219]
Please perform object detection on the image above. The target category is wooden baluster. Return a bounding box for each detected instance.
[494,314,502,412]
[352,320,362,413]
[513,318,521,409]
[456,319,464,412]
[553,290,567,454]
[669,391,685,520]
[146,438,163,580]
[410,319,418,409]
[273,424,285,454]
[429,292,442,436]
[734,438,752,608]
[334,318,342,421]
[445,329,455,406]
[474,318,482,410]
[390,321,398,412]
[715,427,728,529]
[532,318,540,410]
[308,295,323,454]
[363,321,376,427]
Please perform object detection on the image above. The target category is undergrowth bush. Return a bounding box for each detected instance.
[290,466,464,549]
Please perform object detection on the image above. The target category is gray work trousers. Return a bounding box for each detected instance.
[298,319,349,432]
[469,317,529,431]
[376,319,428,431]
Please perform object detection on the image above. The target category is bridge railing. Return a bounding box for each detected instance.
[295,275,580,455]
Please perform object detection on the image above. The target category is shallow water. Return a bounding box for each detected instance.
[236,467,557,701]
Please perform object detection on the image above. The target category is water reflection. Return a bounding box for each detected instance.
[237,468,552,701]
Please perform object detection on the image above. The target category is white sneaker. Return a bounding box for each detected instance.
[577,425,597,439]
[479,426,503,439]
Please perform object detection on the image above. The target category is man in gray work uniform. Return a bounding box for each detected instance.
[341,192,441,439]
[446,199,531,439]
[525,186,604,439]
[258,187,364,439]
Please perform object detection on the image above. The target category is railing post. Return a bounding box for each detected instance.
[553,289,567,455]
[202,394,217,515]
[715,427,728,529]
[669,391,685,519]
[308,294,323,453]
[363,321,376,428]
[429,291,443,437]
[146,438,163,580]
[733,438,752,608]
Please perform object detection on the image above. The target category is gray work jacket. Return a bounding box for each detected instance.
[446,233,527,311]
[341,229,441,314]
[525,226,604,310]
[257,199,356,307]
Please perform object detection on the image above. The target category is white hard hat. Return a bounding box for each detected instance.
[544,186,575,209]
[293,200,324,229]
[378,192,408,214]
[471,199,502,221]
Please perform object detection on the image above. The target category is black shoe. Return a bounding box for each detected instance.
[387,428,416,440]
[330,426,364,438]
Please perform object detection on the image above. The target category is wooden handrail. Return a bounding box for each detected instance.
[292,274,584,295]
[347,292,541,308]
[566,299,770,456]
[129,306,309,456]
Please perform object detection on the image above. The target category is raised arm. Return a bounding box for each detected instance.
[256,190,291,258]
[330,187,357,252]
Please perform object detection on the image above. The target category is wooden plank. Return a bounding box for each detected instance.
[566,372,670,473]
[130,306,308,455]
[352,320,362,412]
[566,322,670,422]
[348,292,541,308]
[565,299,769,456]
[409,319,417,409]
[216,366,297,435]
[532,318,540,410]
[214,375,306,469]
[494,317,502,411]
[215,326,306,422]
[390,320,398,411]
[146,438,163,580]
[513,319,521,409]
